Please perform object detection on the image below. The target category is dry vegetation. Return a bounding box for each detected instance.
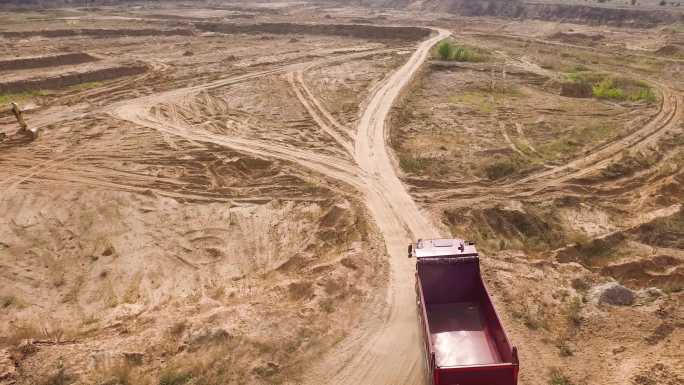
[0,6,407,384]
[1,2,683,385]
[391,16,684,385]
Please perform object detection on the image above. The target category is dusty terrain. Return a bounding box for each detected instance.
[0,2,682,385]
[391,14,684,385]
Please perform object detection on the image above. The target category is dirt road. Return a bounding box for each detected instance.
[108,27,449,384]
[304,28,448,385]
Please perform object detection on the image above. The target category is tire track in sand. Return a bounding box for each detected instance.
[109,29,449,384]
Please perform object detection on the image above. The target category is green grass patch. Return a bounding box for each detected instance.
[399,155,428,174]
[398,154,451,177]
[0,90,48,105]
[435,39,488,62]
[563,71,657,103]
[0,81,104,107]
[449,87,525,114]
[536,123,615,161]
[67,81,103,92]
[549,368,574,385]
[449,92,494,113]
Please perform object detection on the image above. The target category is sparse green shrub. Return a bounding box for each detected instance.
[563,72,656,103]
[549,368,574,385]
[435,39,487,62]
[451,46,477,62]
[567,297,583,327]
[437,40,453,60]
[158,370,191,385]
[592,78,625,100]
[0,90,48,105]
[399,155,428,174]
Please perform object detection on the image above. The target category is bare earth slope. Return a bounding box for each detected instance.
[1,3,683,385]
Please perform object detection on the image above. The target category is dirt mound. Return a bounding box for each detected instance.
[0,28,193,39]
[0,53,98,71]
[590,282,635,306]
[0,63,147,94]
[195,22,431,41]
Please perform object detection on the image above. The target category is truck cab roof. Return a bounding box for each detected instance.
[411,238,478,259]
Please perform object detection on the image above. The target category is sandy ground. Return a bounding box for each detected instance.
[0,2,683,385]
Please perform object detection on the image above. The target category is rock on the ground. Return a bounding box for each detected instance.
[593,282,635,306]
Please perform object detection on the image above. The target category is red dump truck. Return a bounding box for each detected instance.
[408,238,519,385]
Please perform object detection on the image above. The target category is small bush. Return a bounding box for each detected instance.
[399,156,428,174]
[0,90,48,105]
[158,370,191,385]
[567,297,583,327]
[549,368,574,385]
[435,39,487,62]
[593,78,625,100]
[437,40,453,60]
[563,72,656,103]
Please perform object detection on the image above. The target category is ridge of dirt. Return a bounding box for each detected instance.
[0,63,147,94]
[0,28,193,39]
[195,22,432,41]
[0,53,98,71]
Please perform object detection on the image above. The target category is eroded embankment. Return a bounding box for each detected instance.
[195,22,432,41]
[422,0,684,27]
[0,28,193,39]
[0,53,98,71]
[0,64,147,93]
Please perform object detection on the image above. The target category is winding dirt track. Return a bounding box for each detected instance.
[106,28,449,384]
[424,75,682,205]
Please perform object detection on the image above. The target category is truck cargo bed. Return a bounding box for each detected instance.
[411,239,519,385]
[427,302,502,367]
